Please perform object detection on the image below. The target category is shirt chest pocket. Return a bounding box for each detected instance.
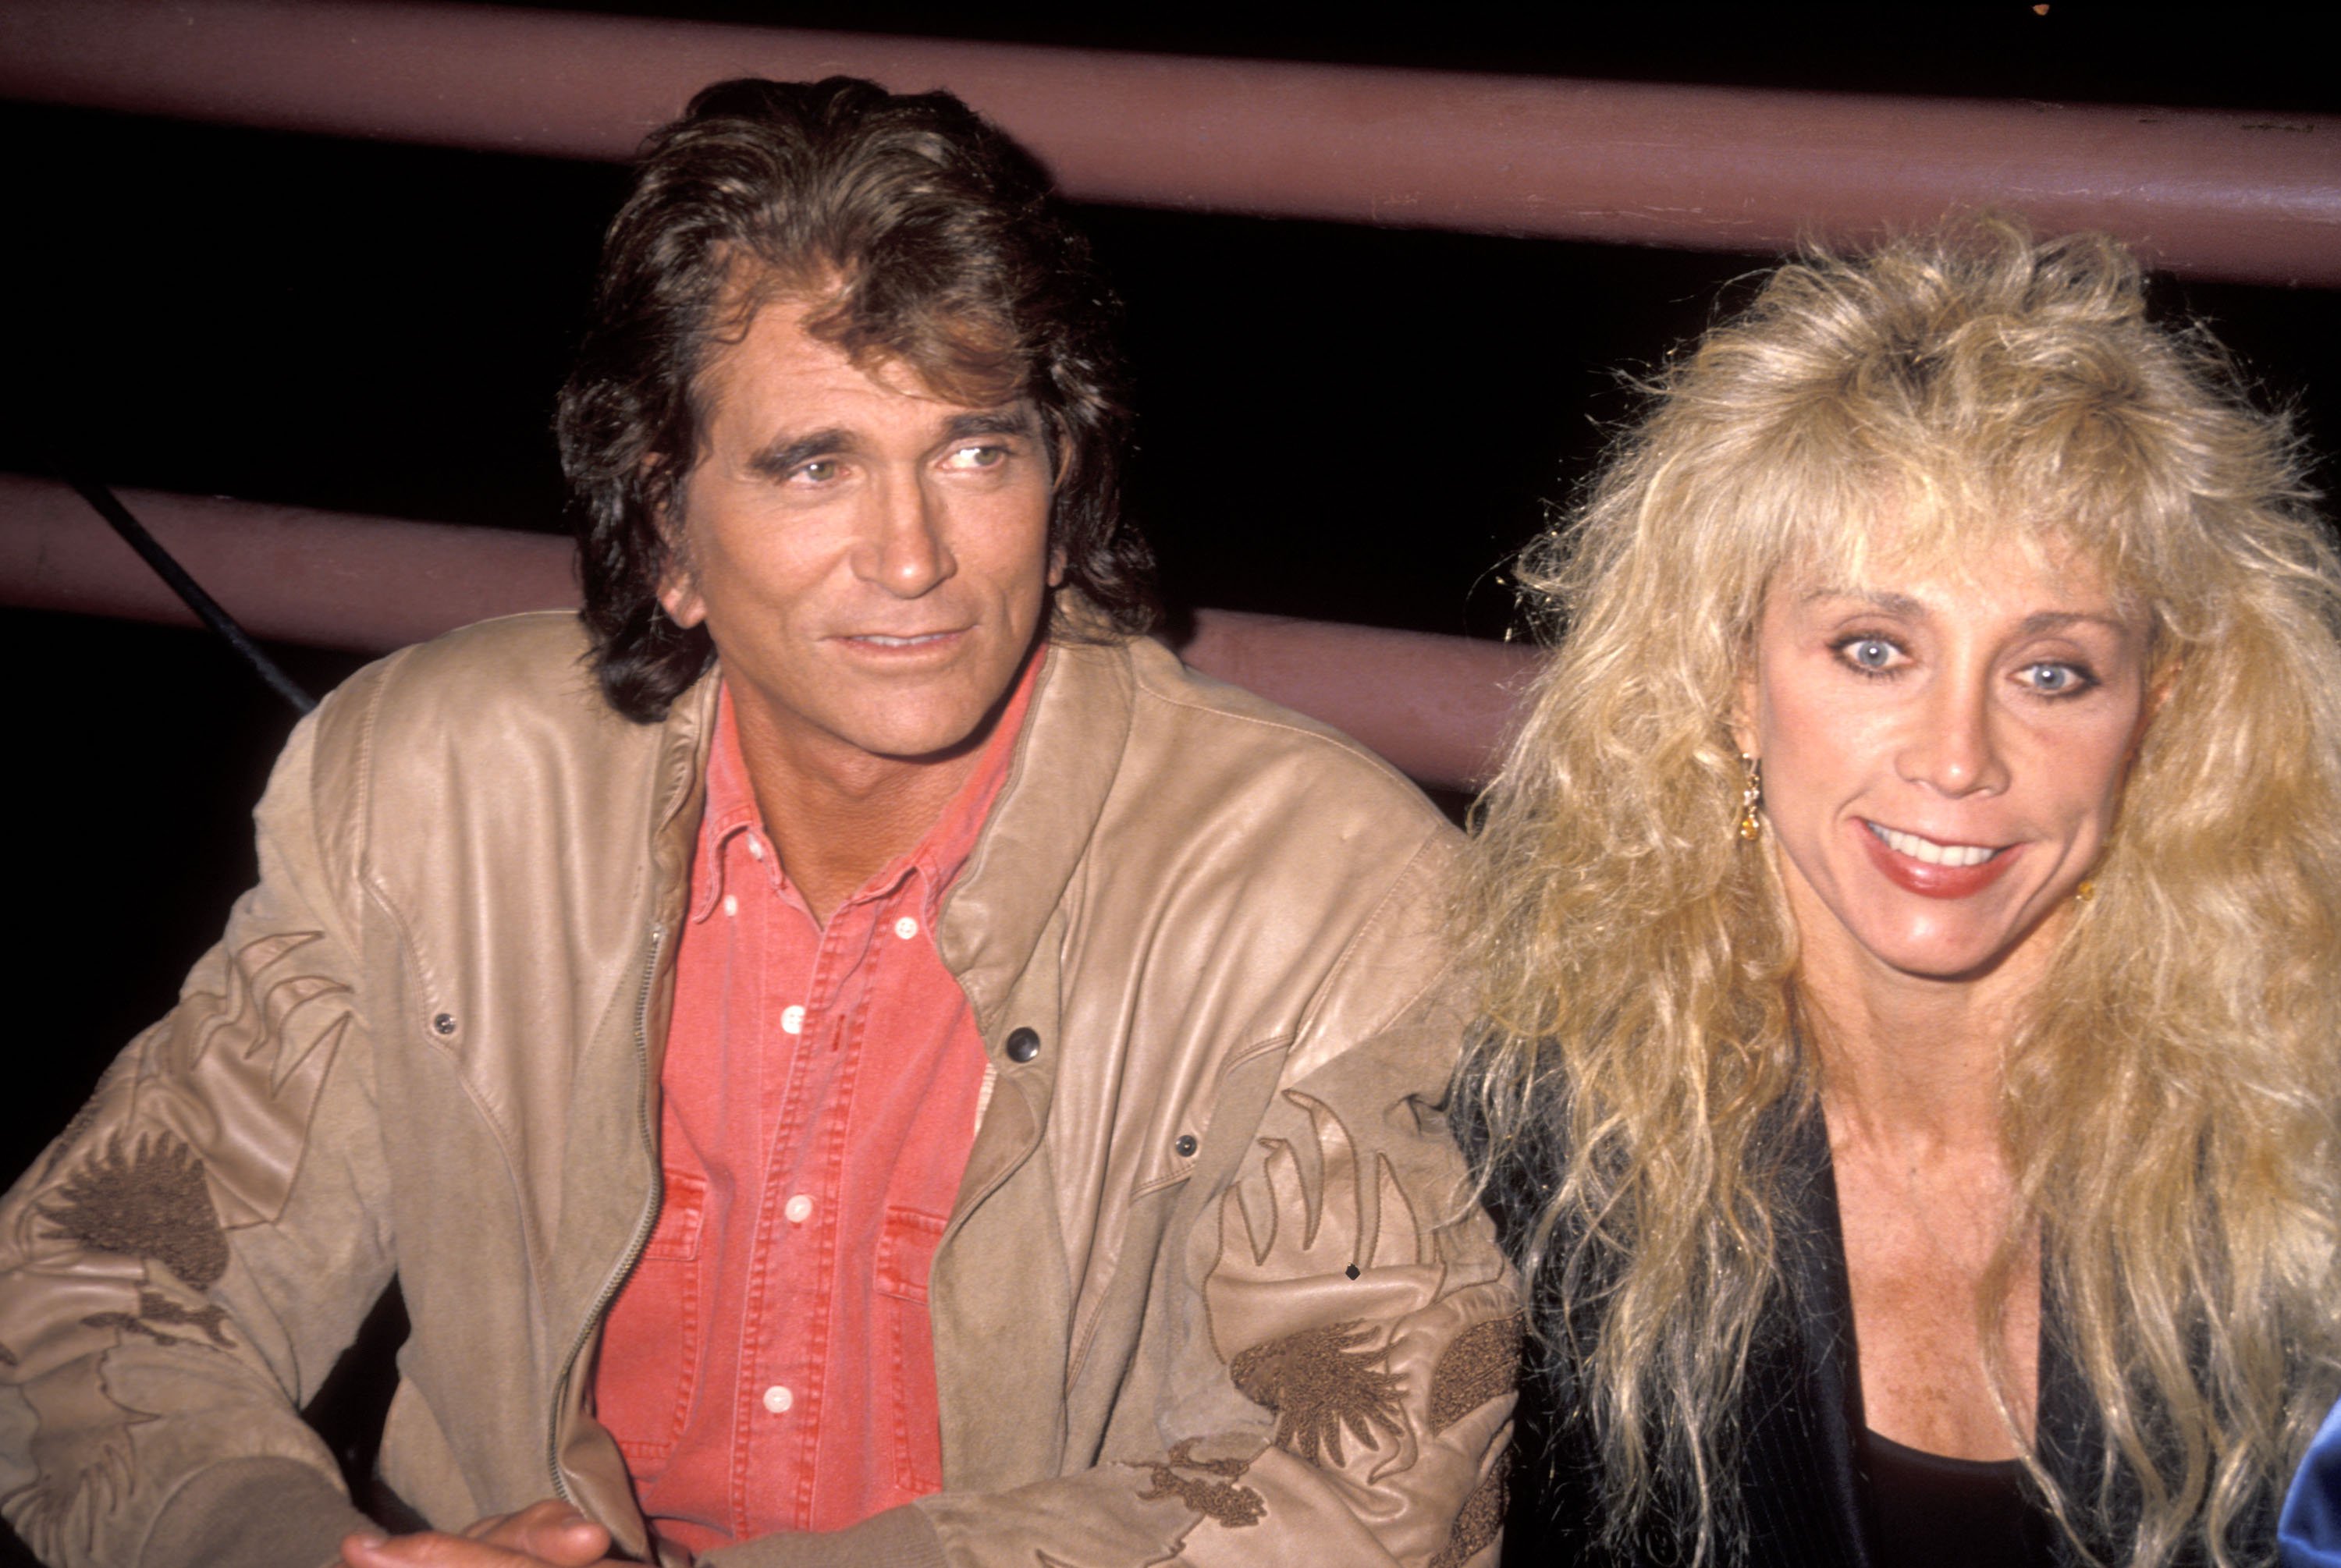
[874,1205,949,1495]
[595,1169,709,1472]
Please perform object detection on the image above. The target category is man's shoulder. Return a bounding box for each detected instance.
[1017,633,1458,928]
[318,612,645,758]
[1108,634,1454,839]
[350,610,599,711]
[301,612,689,839]
[1024,636,1462,1090]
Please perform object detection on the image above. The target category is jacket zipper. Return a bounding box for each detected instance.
[547,921,667,1508]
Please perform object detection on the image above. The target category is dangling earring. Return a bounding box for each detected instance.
[1736,754,1763,843]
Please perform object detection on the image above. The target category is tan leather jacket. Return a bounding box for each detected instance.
[0,613,1515,1568]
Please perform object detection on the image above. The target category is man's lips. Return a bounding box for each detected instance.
[836,629,966,649]
[1858,818,2020,899]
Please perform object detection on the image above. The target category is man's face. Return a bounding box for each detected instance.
[659,298,1058,782]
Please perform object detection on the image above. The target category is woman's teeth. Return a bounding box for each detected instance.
[1868,822,1998,867]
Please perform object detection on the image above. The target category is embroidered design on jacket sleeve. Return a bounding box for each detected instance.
[80,1290,234,1350]
[1228,1320,1405,1466]
[1133,1439,1265,1528]
[1426,1456,1508,1568]
[39,1132,228,1293]
[1206,1087,1452,1489]
[1421,1314,1523,1566]
[9,1360,157,1561]
[140,930,353,1231]
[1427,1313,1522,1435]
[0,924,358,1559]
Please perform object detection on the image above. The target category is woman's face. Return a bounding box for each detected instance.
[1737,545,2155,988]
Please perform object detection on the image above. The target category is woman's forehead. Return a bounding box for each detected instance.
[1760,509,2155,630]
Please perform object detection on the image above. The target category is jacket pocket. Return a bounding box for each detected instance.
[874,1204,950,1495]
[595,1168,707,1471]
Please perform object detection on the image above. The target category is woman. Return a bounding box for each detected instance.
[1456,219,2341,1566]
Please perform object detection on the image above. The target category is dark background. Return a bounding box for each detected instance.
[3,4,2339,1561]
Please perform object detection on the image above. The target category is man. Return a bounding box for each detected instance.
[0,78,1514,1568]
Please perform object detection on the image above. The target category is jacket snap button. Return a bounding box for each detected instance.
[1004,1027,1041,1064]
[1174,1133,1198,1158]
[432,1013,456,1036]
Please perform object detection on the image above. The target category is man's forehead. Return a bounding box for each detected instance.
[698,298,993,417]
[697,291,1030,429]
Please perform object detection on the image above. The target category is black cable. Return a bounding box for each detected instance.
[68,477,317,715]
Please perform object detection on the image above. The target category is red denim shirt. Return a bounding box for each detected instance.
[592,653,1038,1556]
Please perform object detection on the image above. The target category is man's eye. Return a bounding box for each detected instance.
[794,459,841,484]
[950,443,1008,469]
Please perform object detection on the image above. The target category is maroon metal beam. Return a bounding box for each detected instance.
[4,2,2338,286]
[0,475,1535,790]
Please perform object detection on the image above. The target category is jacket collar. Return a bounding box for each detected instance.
[934,634,1135,1038]
[638,665,719,1090]
[1737,1105,1875,1568]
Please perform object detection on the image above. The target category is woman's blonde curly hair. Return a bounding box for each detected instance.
[1455,216,2341,1566]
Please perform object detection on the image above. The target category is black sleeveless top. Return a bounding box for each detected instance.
[1859,1425,2056,1568]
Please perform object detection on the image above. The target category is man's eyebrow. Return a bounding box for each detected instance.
[941,407,1041,442]
[746,427,855,479]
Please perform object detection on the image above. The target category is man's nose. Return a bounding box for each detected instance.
[855,477,956,597]
[1895,672,2010,796]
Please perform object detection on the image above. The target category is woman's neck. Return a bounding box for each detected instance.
[1793,910,2056,1149]
[1798,935,2044,1459]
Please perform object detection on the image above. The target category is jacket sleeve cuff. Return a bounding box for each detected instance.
[139,1456,374,1568]
[697,1503,943,1568]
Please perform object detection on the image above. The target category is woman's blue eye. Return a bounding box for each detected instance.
[1849,638,1893,669]
[2023,662,2087,694]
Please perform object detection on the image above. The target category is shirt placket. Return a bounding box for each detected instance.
[730,870,896,1538]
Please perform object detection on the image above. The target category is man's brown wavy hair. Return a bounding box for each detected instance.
[556,76,1158,722]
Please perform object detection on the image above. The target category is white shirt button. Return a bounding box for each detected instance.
[781,1005,806,1036]
[894,916,919,941]
[784,1194,813,1224]
[745,836,766,861]
[762,1385,793,1414]
[721,893,738,918]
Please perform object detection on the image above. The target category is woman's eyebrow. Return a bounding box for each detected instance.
[2016,609,2126,637]
[1799,589,2129,639]
[1801,587,1927,618]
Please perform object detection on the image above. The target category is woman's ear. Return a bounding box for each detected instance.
[2130,658,2180,764]
[1730,668,1761,759]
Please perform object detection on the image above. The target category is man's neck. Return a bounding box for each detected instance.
[730,713,988,930]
